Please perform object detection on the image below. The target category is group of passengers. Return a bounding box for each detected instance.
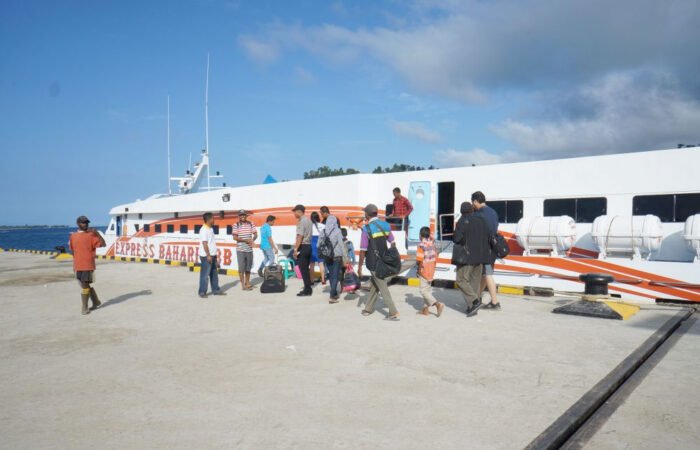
[196,189,502,321]
[68,189,501,319]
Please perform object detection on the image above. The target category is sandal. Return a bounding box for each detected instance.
[417,307,430,316]
[361,310,372,316]
[329,299,339,304]
[436,303,445,317]
[384,315,400,321]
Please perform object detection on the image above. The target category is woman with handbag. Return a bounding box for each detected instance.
[357,203,401,321]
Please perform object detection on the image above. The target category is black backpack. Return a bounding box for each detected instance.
[366,223,401,279]
[490,233,510,259]
[261,264,285,293]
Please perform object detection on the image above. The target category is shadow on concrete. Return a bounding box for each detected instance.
[220,281,239,292]
[100,289,152,309]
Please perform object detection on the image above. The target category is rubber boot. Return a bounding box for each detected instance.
[89,288,101,310]
[81,294,91,315]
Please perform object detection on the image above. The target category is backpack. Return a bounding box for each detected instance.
[316,224,334,261]
[365,223,401,279]
[261,264,285,293]
[490,233,510,259]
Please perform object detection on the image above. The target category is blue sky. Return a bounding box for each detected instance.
[1,0,698,225]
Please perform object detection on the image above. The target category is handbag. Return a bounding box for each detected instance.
[366,223,401,279]
[342,263,360,292]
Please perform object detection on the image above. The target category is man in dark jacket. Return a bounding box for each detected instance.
[452,202,492,317]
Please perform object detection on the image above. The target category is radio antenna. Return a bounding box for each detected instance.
[167,95,172,195]
[205,53,211,190]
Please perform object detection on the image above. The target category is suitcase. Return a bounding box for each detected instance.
[261,264,285,293]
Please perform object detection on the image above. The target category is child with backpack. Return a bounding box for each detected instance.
[341,228,356,265]
[416,227,444,317]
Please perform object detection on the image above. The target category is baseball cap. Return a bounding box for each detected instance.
[292,204,305,212]
[237,209,248,216]
[363,204,378,215]
[76,216,90,224]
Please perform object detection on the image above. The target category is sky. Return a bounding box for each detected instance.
[1,0,699,225]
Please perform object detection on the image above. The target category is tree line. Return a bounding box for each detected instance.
[303,163,436,179]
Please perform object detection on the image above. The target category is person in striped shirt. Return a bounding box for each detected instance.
[231,210,257,291]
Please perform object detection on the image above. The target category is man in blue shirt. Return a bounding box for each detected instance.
[472,191,501,310]
[257,215,278,278]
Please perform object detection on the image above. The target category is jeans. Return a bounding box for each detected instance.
[199,256,220,295]
[258,247,276,272]
[327,257,343,297]
[297,244,312,293]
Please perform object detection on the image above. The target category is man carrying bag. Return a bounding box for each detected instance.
[358,204,401,321]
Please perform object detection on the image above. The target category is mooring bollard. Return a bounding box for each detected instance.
[579,273,615,298]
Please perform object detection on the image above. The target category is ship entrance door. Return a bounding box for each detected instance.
[437,182,455,240]
[407,181,431,242]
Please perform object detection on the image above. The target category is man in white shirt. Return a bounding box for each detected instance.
[198,212,225,298]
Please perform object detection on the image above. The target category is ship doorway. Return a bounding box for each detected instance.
[437,182,455,240]
[116,216,122,237]
[407,181,431,241]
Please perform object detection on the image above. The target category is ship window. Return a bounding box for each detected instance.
[135,224,140,232]
[675,193,700,222]
[143,224,150,232]
[213,225,220,234]
[166,224,174,233]
[633,194,674,222]
[155,224,162,233]
[219,211,225,219]
[194,224,202,233]
[576,198,607,223]
[545,197,606,223]
[226,225,233,235]
[138,213,143,219]
[634,193,700,222]
[488,200,524,224]
[544,199,576,218]
[174,212,179,218]
[180,225,188,234]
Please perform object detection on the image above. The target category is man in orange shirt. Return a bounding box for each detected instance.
[68,216,106,315]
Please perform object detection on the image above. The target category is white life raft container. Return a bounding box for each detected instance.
[591,215,663,259]
[684,214,700,262]
[515,216,576,256]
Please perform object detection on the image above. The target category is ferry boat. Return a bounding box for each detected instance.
[100,145,700,303]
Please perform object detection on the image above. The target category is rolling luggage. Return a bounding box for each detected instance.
[261,264,285,293]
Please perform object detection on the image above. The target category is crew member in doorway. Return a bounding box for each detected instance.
[472,191,501,310]
[68,216,106,315]
[389,187,413,243]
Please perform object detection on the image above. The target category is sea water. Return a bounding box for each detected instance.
[0,227,107,252]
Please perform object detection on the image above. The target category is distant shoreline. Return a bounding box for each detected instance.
[0,225,71,230]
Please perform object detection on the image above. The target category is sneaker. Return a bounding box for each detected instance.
[297,290,312,297]
[483,302,501,310]
[199,293,208,299]
[466,298,483,317]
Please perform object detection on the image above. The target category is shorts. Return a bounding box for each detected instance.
[76,271,94,283]
[237,251,254,272]
[483,264,494,276]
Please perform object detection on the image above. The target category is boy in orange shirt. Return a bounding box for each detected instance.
[416,227,444,317]
[68,216,106,315]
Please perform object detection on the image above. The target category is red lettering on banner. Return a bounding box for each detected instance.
[187,246,195,262]
[149,244,155,258]
[159,245,165,259]
[223,248,232,266]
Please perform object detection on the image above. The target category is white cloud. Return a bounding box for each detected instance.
[434,148,509,167]
[493,71,700,158]
[294,66,316,84]
[390,120,443,143]
[237,36,279,64]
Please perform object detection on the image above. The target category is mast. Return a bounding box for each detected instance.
[167,95,172,195]
[205,53,211,190]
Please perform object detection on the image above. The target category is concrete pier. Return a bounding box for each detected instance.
[0,252,697,449]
